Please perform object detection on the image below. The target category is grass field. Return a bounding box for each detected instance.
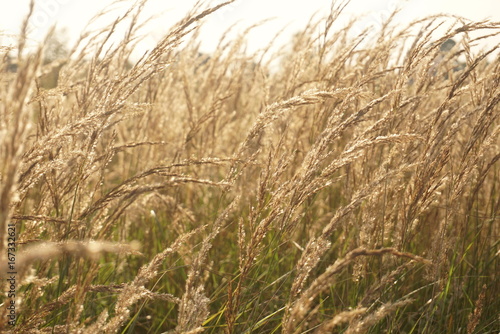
[1,1,499,333]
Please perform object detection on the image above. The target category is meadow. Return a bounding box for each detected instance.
[0,0,499,333]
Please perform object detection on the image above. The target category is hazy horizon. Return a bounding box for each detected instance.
[1,0,499,60]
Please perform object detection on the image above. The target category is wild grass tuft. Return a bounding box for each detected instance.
[1,0,499,333]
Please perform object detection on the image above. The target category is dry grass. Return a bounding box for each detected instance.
[1,0,499,333]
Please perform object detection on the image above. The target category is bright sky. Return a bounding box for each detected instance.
[1,0,499,58]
